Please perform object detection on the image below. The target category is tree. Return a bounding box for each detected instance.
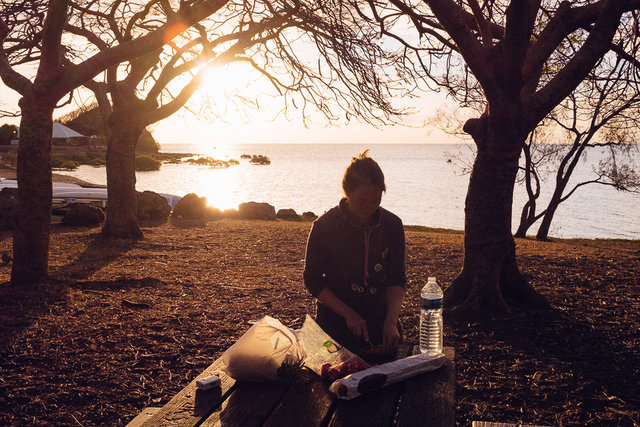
[513,136,560,238]
[68,1,403,239]
[515,51,640,240]
[358,0,640,318]
[0,0,237,284]
[0,123,18,145]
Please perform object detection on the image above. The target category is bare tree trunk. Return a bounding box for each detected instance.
[11,95,54,284]
[535,183,567,241]
[444,117,549,319]
[514,201,537,238]
[101,109,143,240]
[535,144,583,241]
[514,142,540,238]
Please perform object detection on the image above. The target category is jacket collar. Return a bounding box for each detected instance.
[338,198,382,229]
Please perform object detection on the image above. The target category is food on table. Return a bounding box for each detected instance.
[320,358,370,381]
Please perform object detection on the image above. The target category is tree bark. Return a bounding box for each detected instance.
[444,115,549,319]
[101,109,144,240]
[535,181,567,241]
[536,142,586,241]
[11,94,54,284]
[514,201,536,238]
[514,142,540,238]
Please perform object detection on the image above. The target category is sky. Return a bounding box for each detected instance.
[2,85,462,147]
[0,58,466,147]
[151,61,464,146]
[149,98,461,147]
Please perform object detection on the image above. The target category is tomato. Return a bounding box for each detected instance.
[321,358,370,380]
[328,367,341,381]
[320,363,332,378]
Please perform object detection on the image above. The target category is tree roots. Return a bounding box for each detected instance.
[444,245,549,322]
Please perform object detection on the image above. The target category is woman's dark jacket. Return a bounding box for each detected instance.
[303,198,406,352]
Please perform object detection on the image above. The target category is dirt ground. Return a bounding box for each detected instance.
[0,219,638,426]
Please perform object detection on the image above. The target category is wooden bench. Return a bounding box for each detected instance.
[128,346,455,427]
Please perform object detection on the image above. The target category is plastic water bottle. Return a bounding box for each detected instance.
[420,276,443,355]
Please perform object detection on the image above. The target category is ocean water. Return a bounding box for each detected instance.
[55,143,640,240]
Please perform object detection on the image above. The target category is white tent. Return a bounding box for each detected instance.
[52,122,84,138]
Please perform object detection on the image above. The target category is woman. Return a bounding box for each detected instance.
[303,150,406,360]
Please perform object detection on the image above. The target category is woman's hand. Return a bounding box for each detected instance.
[315,287,370,342]
[382,318,401,353]
[343,311,370,343]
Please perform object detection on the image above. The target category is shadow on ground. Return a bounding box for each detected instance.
[50,232,137,280]
[450,307,639,425]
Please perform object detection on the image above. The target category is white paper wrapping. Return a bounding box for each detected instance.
[329,351,446,400]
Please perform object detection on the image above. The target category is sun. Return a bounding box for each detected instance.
[196,60,285,133]
[201,62,254,103]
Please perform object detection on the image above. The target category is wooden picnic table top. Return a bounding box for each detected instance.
[129,346,455,427]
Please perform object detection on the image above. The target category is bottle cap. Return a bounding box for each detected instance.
[428,276,436,282]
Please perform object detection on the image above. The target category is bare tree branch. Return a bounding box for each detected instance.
[0,109,20,118]
[0,17,34,96]
[526,1,637,127]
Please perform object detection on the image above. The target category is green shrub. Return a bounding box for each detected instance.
[136,131,160,153]
[68,154,86,162]
[51,153,105,169]
[0,124,18,145]
[85,156,106,166]
[52,159,80,170]
[135,155,161,171]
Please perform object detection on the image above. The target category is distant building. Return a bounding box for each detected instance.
[52,122,84,139]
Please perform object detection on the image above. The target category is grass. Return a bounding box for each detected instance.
[404,224,464,234]
[407,225,640,251]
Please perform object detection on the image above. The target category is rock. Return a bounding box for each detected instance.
[172,193,208,219]
[0,187,17,230]
[222,209,239,219]
[276,208,300,221]
[302,211,317,220]
[238,202,276,220]
[137,190,171,221]
[205,206,223,220]
[62,203,105,226]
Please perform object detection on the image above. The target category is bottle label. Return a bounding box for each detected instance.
[421,298,442,310]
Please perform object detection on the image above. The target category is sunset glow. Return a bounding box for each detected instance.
[200,62,262,110]
[200,171,237,211]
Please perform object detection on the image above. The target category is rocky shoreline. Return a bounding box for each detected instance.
[0,165,317,226]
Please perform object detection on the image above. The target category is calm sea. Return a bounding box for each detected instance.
[55,143,640,240]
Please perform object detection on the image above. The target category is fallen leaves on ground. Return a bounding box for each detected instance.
[0,219,638,426]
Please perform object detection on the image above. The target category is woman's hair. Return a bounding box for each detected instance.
[342,149,386,195]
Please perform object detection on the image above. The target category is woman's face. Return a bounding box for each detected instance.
[346,183,383,222]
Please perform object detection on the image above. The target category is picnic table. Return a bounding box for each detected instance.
[128,345,455,427]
